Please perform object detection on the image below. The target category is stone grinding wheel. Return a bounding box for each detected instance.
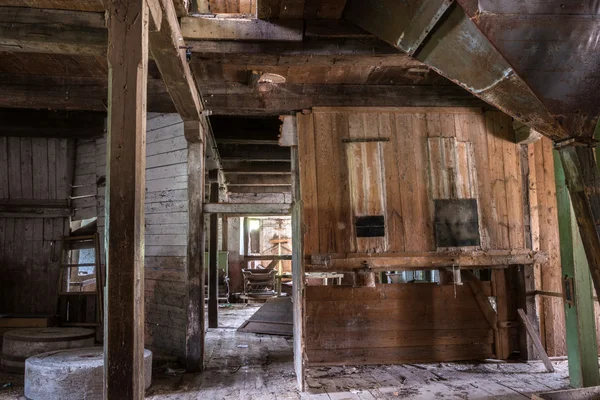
[25,347,153,400]
[1,327,95,373]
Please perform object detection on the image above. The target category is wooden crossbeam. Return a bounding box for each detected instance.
[148,0,204,123]
[226,175,292,186]
[306,250,547,272]
[203,203,291,215]
[181,16,303,41]
[222,161,291,174]
[227,186,292,193]
[0,109,105,138]
[0,74,486,115]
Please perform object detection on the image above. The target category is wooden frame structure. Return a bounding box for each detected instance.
[105,0,209,395]
[1,0,600,396]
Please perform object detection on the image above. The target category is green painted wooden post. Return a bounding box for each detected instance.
[554,149,600,388]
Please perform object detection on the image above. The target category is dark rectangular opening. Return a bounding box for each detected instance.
[355,215,385,238]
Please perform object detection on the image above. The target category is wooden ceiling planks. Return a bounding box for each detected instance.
[0,0,104,12]
[254,0,346,18]
[0,52,108,78]
[0,0,190,15]
[209,0,256,14]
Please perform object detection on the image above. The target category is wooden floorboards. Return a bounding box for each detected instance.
[0,305,570,399]
[146,305,569,400]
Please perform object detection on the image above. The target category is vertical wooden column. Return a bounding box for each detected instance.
[492,269,510,359]
[554,147,600,388]
[291,128,305,391]
[556,144,600,304]
[518,144,540,360]
[185,121,205,372]
[208,170,219,328]
[105,0,148,398]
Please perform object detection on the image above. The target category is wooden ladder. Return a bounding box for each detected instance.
[56,234,103,328]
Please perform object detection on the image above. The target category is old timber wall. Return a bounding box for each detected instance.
[0,137,73,314]
[297,107,567,365]
[72,113,188,358]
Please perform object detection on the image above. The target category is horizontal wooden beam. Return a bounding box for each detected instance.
[0,203,72,218]
[203,203,291,215]
[0,1,189,16]
[227,186,291,193]
[181,17,303,41]
[244,255,292,261]
[222,161,291,174]
[0,74,486,115]
[0,8,416,66]
[216,138,280,145]
[0,109,105,138]
[0,7,107,56]
[227,175,291,186]
[306,250,548,272]
[219,144,290,161]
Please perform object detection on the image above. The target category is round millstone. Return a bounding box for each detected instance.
[25,347,152,400]
[1,327,95,373]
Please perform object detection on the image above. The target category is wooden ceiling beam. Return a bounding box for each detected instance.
[227,185,292,193]
[0,7,107,56]
[219,143,291,161]
[0,7,407,63]
[216,138,279,145]
[222,161,291,174]
[0,0,189,16]
[0,74,487,115]
[226,175,292,186]
[181,16,303,41]
[0,109,105,138]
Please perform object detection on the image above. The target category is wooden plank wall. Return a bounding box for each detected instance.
[306,284,494,365]
[72,139,97,221]
[298,107,524,255]
[298,107,569,363]
[0,137,73,314]
[528,138,567,356]
[81,113,189,358]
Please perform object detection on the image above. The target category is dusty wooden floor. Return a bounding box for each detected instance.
[146,304,571,400]
[0,304,571,399]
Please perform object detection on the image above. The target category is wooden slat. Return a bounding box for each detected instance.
[493,269,511,360]
[208,178,219,328]
[517,309,555,372]
[297,112,319,255]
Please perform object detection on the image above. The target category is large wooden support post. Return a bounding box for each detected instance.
[105,0,148,398]
[208,170,219,328]
[556,144,600,304]
[185,121,205,372]
[554,147,600,388]
[291,135,305,391]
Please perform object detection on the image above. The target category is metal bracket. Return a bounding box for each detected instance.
[563,276,575,308]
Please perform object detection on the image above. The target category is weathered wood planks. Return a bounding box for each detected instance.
[0,136,72,315]
[298,107,527,257]
[305,284,494,365]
